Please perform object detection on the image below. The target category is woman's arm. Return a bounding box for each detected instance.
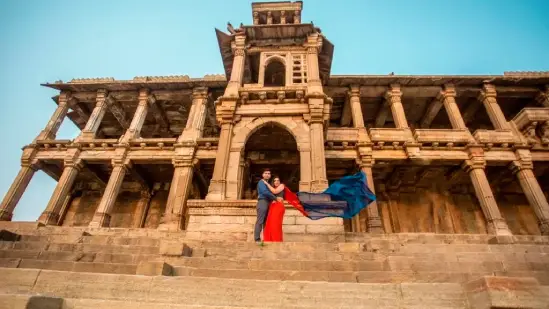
[261,180,285,194]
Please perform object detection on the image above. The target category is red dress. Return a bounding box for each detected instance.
[263,191,285,242]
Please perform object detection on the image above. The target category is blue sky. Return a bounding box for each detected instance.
[0,0,548,221]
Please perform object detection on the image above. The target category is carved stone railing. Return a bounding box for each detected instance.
[35,140,72,150]
[129,138,177,150]
[79,139,119,150]
[414,129,473,148]
[196,138,219,150]
[472,130,518,148]
[369,128,414,149]
[239,86,307,104]
[326,128,359,142]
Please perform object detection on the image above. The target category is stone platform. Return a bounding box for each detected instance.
[186,200,344,238]
[0,221,549,308]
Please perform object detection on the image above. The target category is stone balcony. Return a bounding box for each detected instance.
[239,86,307,104]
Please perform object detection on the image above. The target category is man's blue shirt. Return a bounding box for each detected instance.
[257,180,276,201]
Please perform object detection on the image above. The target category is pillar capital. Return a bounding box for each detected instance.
[64,158,84,172]
[509,159,534,175]
[96,88,108,100]
[437,84,457,100]
[347,84,360,98]
[58,90,72,104]
[478,84,497,101]
[138,88,150,100]
[172,157,196,168]
[21,159,41,171]
[384,84,402,102]
[192,87,209,100]
[462,158,486,173]
[356,156,374,169]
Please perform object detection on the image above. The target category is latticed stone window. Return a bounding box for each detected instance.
[292,54,307,84]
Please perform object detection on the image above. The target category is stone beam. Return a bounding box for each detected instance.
[340,97,352,127]
[147,94,170,135]
[420,97,443,128]
[193,165,209,197]
[374,99,390,128]
[105,95,130,130]
[462,99,482,124]
[84,164,109,188]
[128,163,153,191]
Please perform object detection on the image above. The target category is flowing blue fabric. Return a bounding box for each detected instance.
[294,171,376,220]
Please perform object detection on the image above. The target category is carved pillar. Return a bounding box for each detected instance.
[478,84,510,130]
[299,145,312,192]
[294,10,301,24]
[79,89,109,139]
[358,158,383,233]
[159,157,195,230]
[510,150,549,235]
[121,88,150,142]
[179,87,209,142]
[0,161,39,221]
[225,34,246,97]
[348,85,365,128]
[385,84,409,129]
[131,190,152,228]
[38,158,83,225]
[306,43,322,93]
[439,84,467,130]
[36,91,71,141]
[462,150,512,235]
[535,86,549,107]
[253,12,259,25]
[88,160,127,228]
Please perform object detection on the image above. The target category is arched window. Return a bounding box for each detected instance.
[264,59,286,86]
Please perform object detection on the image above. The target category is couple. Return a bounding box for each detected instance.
[254,169,287,242]
[253,168,378,243]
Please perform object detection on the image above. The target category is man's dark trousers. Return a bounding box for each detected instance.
[254,199,270,241]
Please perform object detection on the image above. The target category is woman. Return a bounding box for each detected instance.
[262,176,285,242]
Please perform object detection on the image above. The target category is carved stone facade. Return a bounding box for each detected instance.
[2,1,549,238]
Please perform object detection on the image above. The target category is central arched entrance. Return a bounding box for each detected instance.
[241,122,299,199]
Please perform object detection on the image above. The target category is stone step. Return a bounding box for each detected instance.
[0,258,136,275]
[0,267,471,308]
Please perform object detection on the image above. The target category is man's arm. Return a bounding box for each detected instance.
[258,181,276,200]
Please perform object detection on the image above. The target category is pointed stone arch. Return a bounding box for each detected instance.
[224,116,312,199]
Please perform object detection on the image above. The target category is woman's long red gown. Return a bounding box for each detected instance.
[263,192,285,242]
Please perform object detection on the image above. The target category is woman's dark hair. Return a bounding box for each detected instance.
[273,175,281,182]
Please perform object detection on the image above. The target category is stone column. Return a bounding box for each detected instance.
[88,160,127,228]
[79,89,109,140]
[385,84,409,129]
[462,152,512,235]
[306,44,322,93]
[439,84,467,130]
[131,190,152,228]
[38,158,83,225]
[510,150,549,235]
[179,87,209,141]
[359,158,383,233]
[159,157,195,230]
[206,117,235,200]
[36,91,71,141]
[478,84,510,130]
[121,88,150,143]
[0,162,39,221]
[299,145,312,192]
[225,34,246,97]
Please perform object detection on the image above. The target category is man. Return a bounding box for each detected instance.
[254,169,283,242]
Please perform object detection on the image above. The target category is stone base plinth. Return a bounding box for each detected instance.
[186,199,345,236]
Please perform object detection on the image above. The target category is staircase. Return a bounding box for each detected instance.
[0,221,548,309]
